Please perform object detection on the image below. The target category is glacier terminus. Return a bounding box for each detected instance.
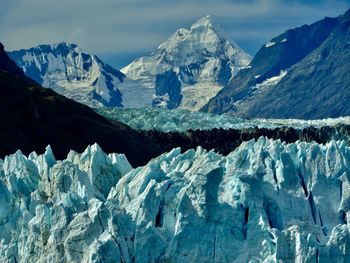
[1,138,350,262]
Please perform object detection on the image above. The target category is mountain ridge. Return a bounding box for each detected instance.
[202,9,350,119]
[8,42,125,108]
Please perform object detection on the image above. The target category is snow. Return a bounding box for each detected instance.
[121,15,252,110]
[9,43,124,108]
[178,82,222,111]
[265,42,276,48]
[117,78,154,108]
[1,139,350,261]
[252,70,287,93]
[9,17,252,111]
[97,107,350,133]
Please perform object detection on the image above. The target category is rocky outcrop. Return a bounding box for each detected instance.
[1,139,350,262]
[153,70,182,109]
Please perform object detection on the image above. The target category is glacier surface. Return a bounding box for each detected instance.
[1,139,350,262]
[97,107,350,133]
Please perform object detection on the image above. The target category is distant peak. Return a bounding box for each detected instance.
[192,15,216,29]
[51,42,78,49]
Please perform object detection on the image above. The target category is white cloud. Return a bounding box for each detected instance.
[0,0,349,68]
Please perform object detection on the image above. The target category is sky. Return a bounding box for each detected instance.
[0,0,349,69]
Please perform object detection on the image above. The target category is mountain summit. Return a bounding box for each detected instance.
[122,15,251,110]
[8,42,125,108]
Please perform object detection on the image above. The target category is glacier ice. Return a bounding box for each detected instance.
[1,139,350,262]
[97,107,350,133]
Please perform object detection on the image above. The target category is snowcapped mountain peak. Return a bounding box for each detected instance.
[8,42,125,108]
[49,41,77,49]
[156,15,231,60]
[190,14,218,31]
[26,42,81,57]
[122,15,251,110]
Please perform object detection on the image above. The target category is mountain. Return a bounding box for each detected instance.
[121,15,251,110]
[1,138,350,262]
[8,42,126,107]
[0,42,171,167]
[203,9,350,119]
[0,43,26,78]
[3,40,348,168]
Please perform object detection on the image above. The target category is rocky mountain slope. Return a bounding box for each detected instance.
[0,42,168,166]
[3,40,350,169]
[122,15,251,110]
[203,9,350,119]
[8,42,127,107]
[1,138,350,262]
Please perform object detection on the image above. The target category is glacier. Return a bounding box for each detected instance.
[1,138,350,262]
[96,107,350,133]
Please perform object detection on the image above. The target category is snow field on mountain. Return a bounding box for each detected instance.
[121,15,251,110]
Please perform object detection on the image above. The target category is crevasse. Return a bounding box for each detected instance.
[0,138,350,262]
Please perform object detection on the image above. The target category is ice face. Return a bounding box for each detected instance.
[97,107,350,133]
[1,138,350,262]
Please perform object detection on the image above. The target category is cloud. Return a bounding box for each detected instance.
[0,0,349,68]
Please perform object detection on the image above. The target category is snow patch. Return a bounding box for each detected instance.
[265,42,276,48]
[178,82,222,111]
[252,70,287,93]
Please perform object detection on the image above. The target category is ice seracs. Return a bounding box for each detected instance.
[121,15,251,110]
[96,107,350,133]
[1,138,350,261]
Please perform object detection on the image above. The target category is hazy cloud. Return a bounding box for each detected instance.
[0,0,349,68]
